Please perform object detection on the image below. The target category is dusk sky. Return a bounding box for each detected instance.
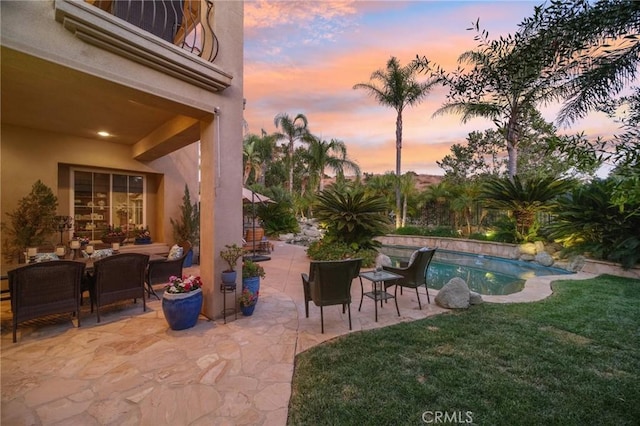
[242,1,620,176]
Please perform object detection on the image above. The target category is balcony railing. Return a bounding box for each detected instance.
[85,0,219,63]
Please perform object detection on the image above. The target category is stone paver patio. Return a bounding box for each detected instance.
[1,242,596,425]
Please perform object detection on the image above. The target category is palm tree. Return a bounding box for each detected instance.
[398,173,418,228]
[273,113,309,193]
[242,135,262,185]
[303,136,360,192]
[480,176,575,241]
[354,56,441,228]
[416,24,555,180]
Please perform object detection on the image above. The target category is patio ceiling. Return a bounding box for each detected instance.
[1,47,206,160]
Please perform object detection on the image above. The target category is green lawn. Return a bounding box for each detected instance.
[288,275,640,425]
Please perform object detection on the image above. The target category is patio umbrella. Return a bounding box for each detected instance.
[242,187,274,204]
[243,187,273,262]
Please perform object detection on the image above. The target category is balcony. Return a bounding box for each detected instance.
[55,0,232,92]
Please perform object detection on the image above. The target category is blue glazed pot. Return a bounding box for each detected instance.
[241,304,256,316]
[221,270,237,285]
[162,288,203,330]
[182,249,194,267]
[242,276,260,299]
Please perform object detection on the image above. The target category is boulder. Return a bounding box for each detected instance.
[278,233,295,241]
[535,251,554,267]
[435,277,470,309]
[469,291,483,305]
[518,243,537,256]
[568,255,586,272]
[534,241,546,254]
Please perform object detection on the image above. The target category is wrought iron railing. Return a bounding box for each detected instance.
[85,0,219,62]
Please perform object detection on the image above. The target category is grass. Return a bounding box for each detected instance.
[288,275,640,425]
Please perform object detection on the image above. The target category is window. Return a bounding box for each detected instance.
[72,169,146,241]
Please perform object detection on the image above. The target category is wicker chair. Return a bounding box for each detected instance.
[8,260,86,343]
[92,253,149,323]
[301,258,362,333]
[383,248,437,308]
[145,241,192,299]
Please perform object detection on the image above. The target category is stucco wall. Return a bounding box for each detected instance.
[0,124,197,250]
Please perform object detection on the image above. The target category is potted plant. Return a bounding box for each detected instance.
[242,259,265,305]
[134,227,152,244]
[220,243,243,285]
[238,288,258,316]
[170,185,199,266]
[1,180,58,263]
[101,226,126,244]
[162,274,203,330]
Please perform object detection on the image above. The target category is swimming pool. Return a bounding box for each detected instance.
[380,245,572,296]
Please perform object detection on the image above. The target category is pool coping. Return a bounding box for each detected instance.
[480,271,597,303]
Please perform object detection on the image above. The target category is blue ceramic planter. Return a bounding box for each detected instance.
[183,249,194,267]
[242,276,260,296]
[241,304,256,316]
[162,288,203,330]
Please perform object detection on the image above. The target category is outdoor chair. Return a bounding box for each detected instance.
[383,247,436,308]
[92,253,149,323]
[301,258,362,333]
[146,241,192,299]
[8,260,86,343]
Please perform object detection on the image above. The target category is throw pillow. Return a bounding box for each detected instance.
[408,247,430,267]
[33,253,59,262]
[168,244,184,260]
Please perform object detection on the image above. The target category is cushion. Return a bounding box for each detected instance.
[33,252,59,262]
[82,249,113,259]
[408,247,430,267]
[168,244,184,260]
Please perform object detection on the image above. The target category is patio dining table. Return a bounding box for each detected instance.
[1,253,167,301]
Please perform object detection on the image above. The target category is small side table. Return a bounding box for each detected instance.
[220,283,237,324]
[359,270,403,322]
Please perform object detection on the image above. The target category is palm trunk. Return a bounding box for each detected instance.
[395,110,403,229]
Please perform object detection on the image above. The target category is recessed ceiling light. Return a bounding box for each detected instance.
[97,131,111,137]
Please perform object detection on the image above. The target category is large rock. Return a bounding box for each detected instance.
[435,277,470,309]
[535,251,554,267]
[568,255,586,272]
[518,243,537,256]
[469,291,483,305]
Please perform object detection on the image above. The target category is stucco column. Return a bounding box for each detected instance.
[199,115,219,319]
[200,113,243,320]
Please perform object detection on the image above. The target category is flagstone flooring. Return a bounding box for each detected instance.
[1,243,595,425]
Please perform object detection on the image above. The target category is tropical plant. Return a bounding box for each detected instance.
[312,186,391,250]
[480,176,575,242]
[1,180,58,261]
[354,56,441,228]
[220,244,244,272]
[252,186,299,235]
[165,275,203,294]
[273,113,309,193]
[545,179,640,269]
[242,259,266,279]
[170,185,200,245]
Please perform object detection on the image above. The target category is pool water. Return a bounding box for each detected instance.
[380,246,572,296]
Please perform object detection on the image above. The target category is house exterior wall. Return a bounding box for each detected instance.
[1,0,245,320]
